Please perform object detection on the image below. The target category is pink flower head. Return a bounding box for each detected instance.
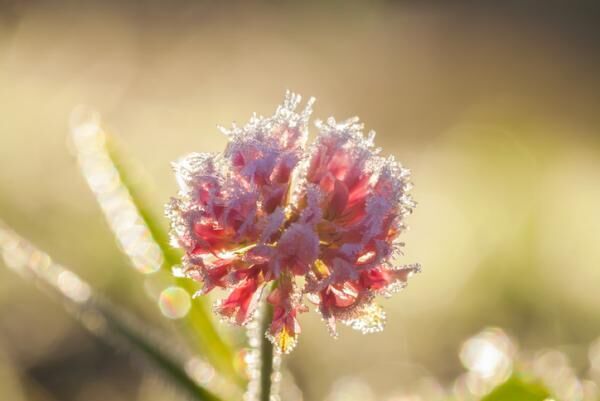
[166,92,419,353]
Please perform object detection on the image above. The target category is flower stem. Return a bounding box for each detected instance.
[245,288,281,401]
[259,300,274,401]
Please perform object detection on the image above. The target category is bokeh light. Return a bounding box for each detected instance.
[457,328,516,398]
[324,377,375,401]
[158,286,191,319]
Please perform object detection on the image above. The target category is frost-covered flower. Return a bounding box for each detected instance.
[166,92,420,353]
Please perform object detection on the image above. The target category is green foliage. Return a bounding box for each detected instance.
[481,374,553,401]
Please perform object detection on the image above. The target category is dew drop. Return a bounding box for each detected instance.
[185,357,215,385]
[57,270,91,303]
[158,286,191,319]
[69,105,104,152]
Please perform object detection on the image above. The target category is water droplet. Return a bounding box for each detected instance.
[185,357,215,384]
[69,105,104,151]
[1,240,28,271]
[57,270,91,303]
[158,286,191,319]
[172,265,186,278]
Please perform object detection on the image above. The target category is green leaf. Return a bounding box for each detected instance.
[481,374,553,401]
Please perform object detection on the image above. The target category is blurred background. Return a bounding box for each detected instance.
[1,1,600,400]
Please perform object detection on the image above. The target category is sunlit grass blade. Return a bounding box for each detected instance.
[106,135,240,379]
[68,107,241,383]
[0,222,229,401]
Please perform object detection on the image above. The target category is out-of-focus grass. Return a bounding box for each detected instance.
[106,136,241,383]
[481,375,551,401]
[0,221,227,401]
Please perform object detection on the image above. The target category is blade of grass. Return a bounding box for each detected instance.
[105,136,241,383]
[69,111,241,384]
[100,301,224,401]
[0,222,225,401]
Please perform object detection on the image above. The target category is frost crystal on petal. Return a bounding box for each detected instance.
[343,302,387,334]
[166,92,419,353]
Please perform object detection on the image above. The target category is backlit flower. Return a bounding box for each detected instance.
[166,92,420,353]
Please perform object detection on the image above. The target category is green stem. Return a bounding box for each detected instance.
[259,300,274,401]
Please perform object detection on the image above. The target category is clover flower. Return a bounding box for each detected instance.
[166,92,419,353]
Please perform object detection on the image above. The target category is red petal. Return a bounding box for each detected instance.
[327,179,349,218]
[217,277,261,325]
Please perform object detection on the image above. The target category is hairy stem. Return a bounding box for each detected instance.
[245,288,281,401]
[259,300,274,401]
